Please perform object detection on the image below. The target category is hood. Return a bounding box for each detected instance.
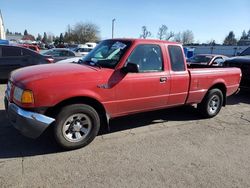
[11,63,100,85]
[226,56,250,64]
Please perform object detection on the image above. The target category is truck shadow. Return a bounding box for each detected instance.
[227,90,250,105]
[0,91,249,159]
[0,106,199,159]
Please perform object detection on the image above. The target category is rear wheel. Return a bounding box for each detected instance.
[54,104,100,150]
[197,88,223,118]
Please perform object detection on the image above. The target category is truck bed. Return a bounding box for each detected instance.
[186,67,241,104]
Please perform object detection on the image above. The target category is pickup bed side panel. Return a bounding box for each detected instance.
[186,68,241,104]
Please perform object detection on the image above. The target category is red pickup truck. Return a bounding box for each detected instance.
[5,39,241,150]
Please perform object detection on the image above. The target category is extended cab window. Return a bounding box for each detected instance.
[126,44,163,72]
[168,45,185,71]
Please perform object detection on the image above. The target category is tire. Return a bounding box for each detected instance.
[54,104,100,150]
[197,88,223,118]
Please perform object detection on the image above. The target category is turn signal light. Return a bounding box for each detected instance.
[21,90,34,104]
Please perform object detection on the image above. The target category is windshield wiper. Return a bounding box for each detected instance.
[79,59,102,69]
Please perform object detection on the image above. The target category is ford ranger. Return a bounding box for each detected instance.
[5,39,241,150]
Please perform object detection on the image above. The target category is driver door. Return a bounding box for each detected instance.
[113,44,170,116]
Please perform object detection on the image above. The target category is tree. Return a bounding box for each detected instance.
[36,33,42,41]
[6,29,10,34]
[223,31,237,45]
[240,30,248,40]
[207,39,216,46]
[59,33,64,43]
[248,29,250,38]
[174,32,182,42]
[42,32,48,43]
[140,26,151,39]
[71,22,100,43]
[24,29,28,36]
[181,30,194,45]
[157,25,174,40]
[22,34,35,41]
[64,32,69,42]
[54,36,60,46]
[64,25,73,43]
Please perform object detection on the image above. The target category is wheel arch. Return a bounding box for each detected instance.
[207,83,227,106]
[45,96,109,127]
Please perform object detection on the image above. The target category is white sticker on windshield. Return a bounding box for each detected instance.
[112,42,127,50]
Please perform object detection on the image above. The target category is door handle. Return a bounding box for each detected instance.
[160,77,167,83]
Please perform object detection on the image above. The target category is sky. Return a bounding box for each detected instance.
[0,0,249,43]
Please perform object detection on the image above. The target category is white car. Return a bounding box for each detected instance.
[56,57,82,64]
[73,43,97,56]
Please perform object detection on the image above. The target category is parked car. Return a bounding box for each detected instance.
[73,45,93,56]
[224,46,250,89]
[58,44,97,63]
[5,39,241,150]
[17,44,40,53]
[56,56,82,64]
[41,48,81,62]
[85,42,97,48]
[0,45,54,81]
[187,54,227,67]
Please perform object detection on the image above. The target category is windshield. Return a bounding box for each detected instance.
[81,40,132,69]
[188,55,213,64]
[240,47,250,56]
[42,50,54,55]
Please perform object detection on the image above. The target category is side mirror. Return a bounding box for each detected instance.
[121,62,139,73]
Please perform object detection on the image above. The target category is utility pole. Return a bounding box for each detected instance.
[112,18,115,39]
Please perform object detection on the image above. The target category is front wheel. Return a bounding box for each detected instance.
[54,104,100,150]
[197,88,223,118]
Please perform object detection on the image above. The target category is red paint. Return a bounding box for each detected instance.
[9,39,241,118]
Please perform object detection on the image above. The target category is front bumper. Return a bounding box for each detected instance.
[5,97,55,139]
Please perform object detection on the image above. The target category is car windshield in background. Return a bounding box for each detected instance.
[42,50,54,56]
[189,55,213,64]
[240,47,250,56]
[81,40,132,69]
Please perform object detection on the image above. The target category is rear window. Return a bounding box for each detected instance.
[168,45,185,71]
[22,48,39,57]
[2,46,22,57]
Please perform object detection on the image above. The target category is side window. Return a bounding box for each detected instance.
[168,45,185,71]
[126,44,163,72]
[59,51,68,57]
[2,46,22,57]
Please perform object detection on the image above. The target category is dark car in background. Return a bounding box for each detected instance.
[187,54,227,68]
[42,48,81,62]
[224,46,250,89]
[0,45,54,81]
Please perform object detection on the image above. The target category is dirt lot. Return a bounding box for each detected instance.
[0,84,250,188]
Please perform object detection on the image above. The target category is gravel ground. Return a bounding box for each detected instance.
[0,83,250,188]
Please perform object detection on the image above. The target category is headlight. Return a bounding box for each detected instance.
[13,87,34,104]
